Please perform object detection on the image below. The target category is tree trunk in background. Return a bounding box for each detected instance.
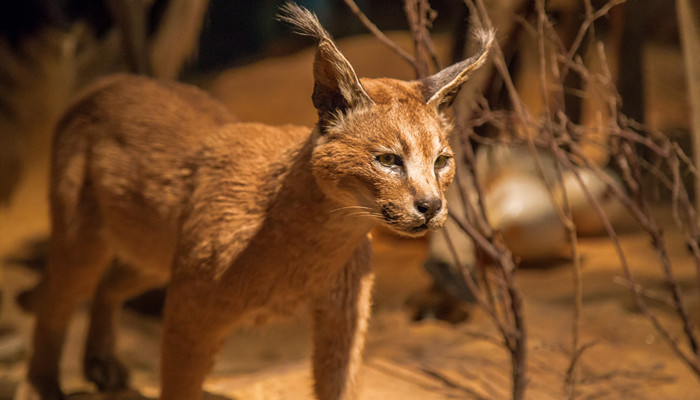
[676,0,700,222]
[150,0,210,80]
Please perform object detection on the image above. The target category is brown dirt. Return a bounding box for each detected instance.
[1,32,699,399]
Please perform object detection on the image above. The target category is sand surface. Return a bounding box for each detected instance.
[1,32,699,399]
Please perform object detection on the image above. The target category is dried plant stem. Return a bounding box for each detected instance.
[566,0,626,64]
[596,31,700,361]
[463,1,530,398]
[531,2,584,397]
[469,0,531,124]
[403,0,432,78]
[453,115,494,238]
[618,140,699,355]
[347,0,700,396]
[566,142,700,377]
[341,0,418,73]
[443,228,512,339]
[550,3,700,379]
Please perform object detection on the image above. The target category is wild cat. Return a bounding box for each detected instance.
[22,4,493,400]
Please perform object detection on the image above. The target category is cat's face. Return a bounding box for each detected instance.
[295,10,491,237]
[312,79,455,237]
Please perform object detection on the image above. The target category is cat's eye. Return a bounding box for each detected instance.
[434,154,450,169]
[376,153,403,167]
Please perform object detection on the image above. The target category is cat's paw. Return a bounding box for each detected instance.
[15,378,64,400]
[84,355,130,392]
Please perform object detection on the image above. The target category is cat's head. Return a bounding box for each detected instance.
[279,3,493,237]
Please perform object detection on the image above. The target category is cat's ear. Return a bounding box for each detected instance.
[278,3,373,122]
[420,29,495,108]
[310,37,373,118]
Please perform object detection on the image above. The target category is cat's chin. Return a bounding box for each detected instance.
[384,223,432,239]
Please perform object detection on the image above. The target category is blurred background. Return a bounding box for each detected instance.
[1,1,699,399]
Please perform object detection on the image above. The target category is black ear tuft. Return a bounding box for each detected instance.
[420,29,495,108]
[279,2,373,127]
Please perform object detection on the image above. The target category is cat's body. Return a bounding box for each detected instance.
[53,74,361,310]
[23,5,492,400]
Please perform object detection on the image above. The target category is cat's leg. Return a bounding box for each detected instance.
[158,277,230,400]
[84,262,167,392]
[311,239,374,400]
[27,231,114,400]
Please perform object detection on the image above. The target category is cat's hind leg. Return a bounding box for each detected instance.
[84,262,167,392]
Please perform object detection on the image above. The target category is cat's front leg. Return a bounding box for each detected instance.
[311,238,374,400]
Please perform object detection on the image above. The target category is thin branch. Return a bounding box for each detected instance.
[566,0,626,65]
[403,0,431,78]
[342,0,418,73]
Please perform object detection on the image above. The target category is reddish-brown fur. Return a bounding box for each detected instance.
[23,5,492,400]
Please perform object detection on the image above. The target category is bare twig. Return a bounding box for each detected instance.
[566,0,626,66]
[403,0,432,78]
[341,0,419,74]
[348,0,700,396]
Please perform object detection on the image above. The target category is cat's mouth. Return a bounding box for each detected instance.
[379,203,445,237]
[411,223,428,233]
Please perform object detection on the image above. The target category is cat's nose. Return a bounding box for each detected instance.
[415,197,442,221]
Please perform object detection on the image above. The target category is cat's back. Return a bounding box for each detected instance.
[51,74,312,272]
[56,74,235,149]
[202,122,310,166]
[191,121,312,209]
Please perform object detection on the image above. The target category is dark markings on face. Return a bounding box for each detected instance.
[381,203,399,222]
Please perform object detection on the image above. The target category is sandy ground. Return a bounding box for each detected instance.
[1,32,700,399]
[2,165,700,399]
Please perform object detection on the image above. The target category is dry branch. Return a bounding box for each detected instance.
[341,0,419,75]
[346,0,700,398]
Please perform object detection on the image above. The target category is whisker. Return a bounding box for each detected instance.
[344,212,371,218]
[344,211,385,223]
[329,205,372,214]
